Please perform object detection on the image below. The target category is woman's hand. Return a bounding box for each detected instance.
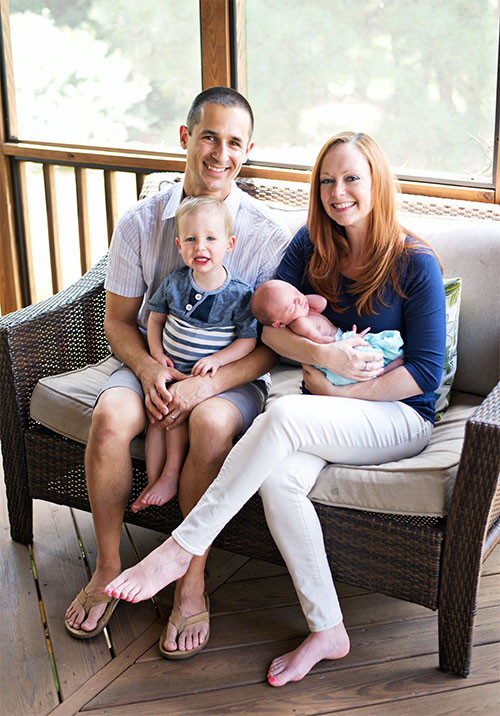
[322,337,384,381]
[302,364,338,395]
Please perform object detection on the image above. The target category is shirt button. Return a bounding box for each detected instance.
[186,304,193,311]
[195,293,202,300]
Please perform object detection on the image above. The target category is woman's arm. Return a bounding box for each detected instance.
[262,324,384,381]
[302,363,421,401]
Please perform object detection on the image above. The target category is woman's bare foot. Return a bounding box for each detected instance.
[65,564,121,633]
[105,537,193,603]
[267,622,350,687]
[131,472,179,513]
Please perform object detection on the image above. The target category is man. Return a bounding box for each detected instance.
[64,87,291,658]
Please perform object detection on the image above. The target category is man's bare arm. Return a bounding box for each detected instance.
[104,291,185,419]
[163,343,279,428]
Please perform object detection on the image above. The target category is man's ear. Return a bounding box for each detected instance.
[271,321,286,328]
[225,235,236,253]
[179,125,189,150]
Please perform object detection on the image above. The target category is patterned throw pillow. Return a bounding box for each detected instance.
[434,277,462,421]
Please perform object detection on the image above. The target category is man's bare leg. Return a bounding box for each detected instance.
[164,398,242,655]
[65,387,145,633]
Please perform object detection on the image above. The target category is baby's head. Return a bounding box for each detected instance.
[251,280,310,328]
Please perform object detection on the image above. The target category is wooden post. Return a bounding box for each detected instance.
[0,0,23,314]
[200,0,231,89]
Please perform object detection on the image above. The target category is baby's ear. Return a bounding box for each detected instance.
[175,237,182,253]
[271,321,286,328]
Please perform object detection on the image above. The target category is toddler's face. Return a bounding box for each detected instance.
[175,207,234,273]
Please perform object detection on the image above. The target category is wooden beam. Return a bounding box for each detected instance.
[17,162,36,303]
[0,0,22,314]
[200,0,231,88]
[234,0,247,95]
[104,170,118,245]
[75,167,92,274]
[43,164,63,294]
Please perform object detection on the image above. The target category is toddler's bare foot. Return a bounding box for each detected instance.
[105,537,192,603]
[267,622,350,687]
[131,472,179,513]
[131,484,155,513]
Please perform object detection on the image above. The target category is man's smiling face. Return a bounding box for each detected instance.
[180,102,253,201]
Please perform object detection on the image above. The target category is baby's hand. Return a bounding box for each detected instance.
[351,324,371,339]
[192,356,221,377]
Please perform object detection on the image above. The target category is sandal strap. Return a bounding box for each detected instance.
[168,607,209,634]
[76,588,113,613]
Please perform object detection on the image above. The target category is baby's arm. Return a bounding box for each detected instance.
[305,294,328,314]
[147,311,175,367]
[192,338,257,377]
[289,313,337,344]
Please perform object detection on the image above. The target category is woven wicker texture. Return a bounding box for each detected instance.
[1,176,499,679]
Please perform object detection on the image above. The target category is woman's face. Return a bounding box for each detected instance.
[319,142,373,237]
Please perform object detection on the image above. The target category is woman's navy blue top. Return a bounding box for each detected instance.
[276,226,446,423]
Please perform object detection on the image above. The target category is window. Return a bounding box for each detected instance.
[244,0,499,186]
[9,0,201,150]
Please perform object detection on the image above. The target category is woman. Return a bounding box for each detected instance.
[105,132,446,686]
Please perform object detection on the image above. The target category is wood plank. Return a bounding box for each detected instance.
[81,603,500,710]
[482,541,500,576]
[0,0,23,314]
[104,170,118,245]
[4,142,497,205]
[17,160,37,304]
[200,0,231,89]
[0,475,59,715]
[322,681,500,715]
[80,642,500,716]
[136,173,145,199]
[32,502,111,700]
[72,509,160,656]
[46,621,163,716]
[43,163,63,293]
[74,167,92,274]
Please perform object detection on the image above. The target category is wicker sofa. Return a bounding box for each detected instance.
[0,175,499,678]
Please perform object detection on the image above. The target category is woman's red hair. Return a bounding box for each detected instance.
[307,131,441,315]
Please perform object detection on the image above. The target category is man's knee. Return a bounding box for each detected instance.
[90,387,145,445]
[188,398,242,453]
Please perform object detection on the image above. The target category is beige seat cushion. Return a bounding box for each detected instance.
[29,355,142,460]
[30,358,481,516]
[267,364,481,516]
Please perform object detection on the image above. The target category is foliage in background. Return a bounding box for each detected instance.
[9,0,499,180]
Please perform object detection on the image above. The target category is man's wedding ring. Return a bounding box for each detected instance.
[170,413,177,420]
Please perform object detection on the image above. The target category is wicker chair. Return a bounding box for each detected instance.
[1,179,499,680]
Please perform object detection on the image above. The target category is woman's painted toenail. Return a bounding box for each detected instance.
[268,677,277,684]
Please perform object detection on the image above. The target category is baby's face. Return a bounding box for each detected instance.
[271,284,310,326]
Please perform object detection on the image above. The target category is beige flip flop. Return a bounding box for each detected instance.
[65,587,119,639]
[159,592,210,659]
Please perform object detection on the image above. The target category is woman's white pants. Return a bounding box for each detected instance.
[172,394,432,631]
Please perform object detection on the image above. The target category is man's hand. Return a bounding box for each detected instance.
[157,374,214,430]
[139,361,188,423]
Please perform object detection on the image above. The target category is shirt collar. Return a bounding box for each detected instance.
[161,179,242,222]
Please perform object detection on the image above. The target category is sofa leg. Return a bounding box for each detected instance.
[438,601,474,677]
[3,472,33,545]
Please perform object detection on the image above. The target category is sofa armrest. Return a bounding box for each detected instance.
[439,381,500,674]
[0,255,109,432]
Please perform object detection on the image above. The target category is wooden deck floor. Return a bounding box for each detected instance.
[1,457,499,716]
